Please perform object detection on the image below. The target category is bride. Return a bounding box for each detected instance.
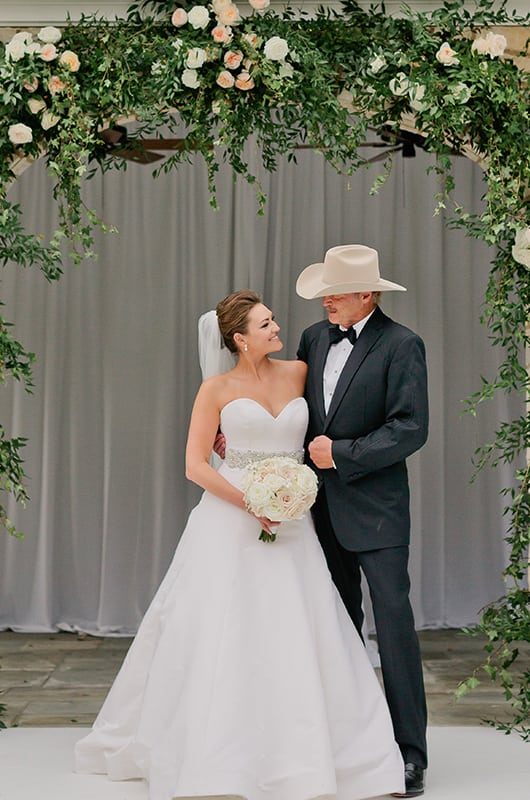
[75,290,405,800]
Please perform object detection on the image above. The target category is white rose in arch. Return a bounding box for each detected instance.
[368,54,386,75]
[38,26,62,44]
[186,47,207,69]
[449,82,472,104]
[485,32,507,58]
[512,228,530,268]
[5,38,27,61]
[187,6,210,29]
[471,36,489,56]
[337,88,354,112]
[264,36,289,61]
[436,42,460,66]
[278,62,294,79]
[11,31,33,44]
[389,72,410,96]
[8,123,33,146]
[182,68,200,89]
[41,111,60,130]
[28,98,47,114]
[248,0,270,10]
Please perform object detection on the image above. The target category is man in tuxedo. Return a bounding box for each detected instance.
[296,244,429,797]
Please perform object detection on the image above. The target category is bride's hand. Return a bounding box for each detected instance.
[253,515,280,536]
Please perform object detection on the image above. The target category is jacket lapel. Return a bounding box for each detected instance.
[323,308,385,431]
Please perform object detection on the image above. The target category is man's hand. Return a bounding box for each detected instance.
[213,431,226,459]
[308,435,334,469]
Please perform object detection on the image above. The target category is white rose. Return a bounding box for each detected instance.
[449,81,471,104]
[8,123,33,145]
[212,0,232,12]
[278,62,294,79]
[187,6,210,29]
[512,228,530,268]
[264,36,289,62]
[337,88,354,112]
[41,111,60,130]
[5,38,27,61]
[38,26,62,44]
[436,42,460,66]
[368,54,386,75]
[26,42,42,55]
[471,36,489,56]
[484,31,507,58]
[389,72,410,96]
[11,31,33,44]
[186,47,207,69]
[28,98,46,114]
[248,0,270,9]
[182,68,200,88]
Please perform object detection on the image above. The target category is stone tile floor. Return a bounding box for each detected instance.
[0,629,528,728]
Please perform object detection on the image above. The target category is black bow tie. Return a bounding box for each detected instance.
[328,325,357,345]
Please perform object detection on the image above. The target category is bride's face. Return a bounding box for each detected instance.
[243,303,283,354]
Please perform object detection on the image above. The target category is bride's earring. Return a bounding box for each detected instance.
[243,344,248,352]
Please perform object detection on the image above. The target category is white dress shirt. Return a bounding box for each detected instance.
[323,310,375,414]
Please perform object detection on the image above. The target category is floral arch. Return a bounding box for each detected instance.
[0,0,529,735]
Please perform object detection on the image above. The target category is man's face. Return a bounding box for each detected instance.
[322,292,375,327]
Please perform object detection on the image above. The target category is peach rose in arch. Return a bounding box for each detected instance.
[40,43,58,62]
[235,71,255,90]
[212,24,232,44]
[59,50,81,72]
[171,8,188,26]
[224,50,244,70]
[216,70,235,88]
[48,76,67,95]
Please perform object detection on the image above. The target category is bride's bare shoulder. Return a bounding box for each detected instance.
[272,358,307,387]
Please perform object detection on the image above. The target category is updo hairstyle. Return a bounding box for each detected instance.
[216,290,261,354]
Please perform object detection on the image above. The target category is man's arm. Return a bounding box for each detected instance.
[331,334,428,481]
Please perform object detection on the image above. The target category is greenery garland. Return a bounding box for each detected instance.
[0,0,529,737]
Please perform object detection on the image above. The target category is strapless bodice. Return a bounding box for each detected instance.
[220,397,308,461]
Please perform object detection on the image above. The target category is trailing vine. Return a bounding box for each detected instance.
[0,0,529,736]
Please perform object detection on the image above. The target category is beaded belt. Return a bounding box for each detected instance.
[225,449,304,468]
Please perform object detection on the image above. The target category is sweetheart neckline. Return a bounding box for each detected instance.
[220,396,305,421]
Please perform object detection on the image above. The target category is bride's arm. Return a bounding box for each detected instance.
[185,382,246,510]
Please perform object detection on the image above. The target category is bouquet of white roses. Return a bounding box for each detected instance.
[242,456,318,542]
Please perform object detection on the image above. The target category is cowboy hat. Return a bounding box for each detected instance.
[296,245,406,299]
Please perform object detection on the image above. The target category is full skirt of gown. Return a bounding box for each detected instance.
[75,398,405,800]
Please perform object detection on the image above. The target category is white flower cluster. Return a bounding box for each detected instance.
[242,456,318,538]
[170,2,291,92]
[4,27,81,147]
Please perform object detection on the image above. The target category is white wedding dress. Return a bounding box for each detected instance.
[75,397,404,800]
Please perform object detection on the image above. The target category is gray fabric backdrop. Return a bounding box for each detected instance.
[0,143,522,633]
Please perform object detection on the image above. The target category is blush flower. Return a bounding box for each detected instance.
[48,75,67,94]
[8,123,33,146]
[24,77,39,93]
[235,71,254,90]
[216,69,235,88]
[472,31,507,59]
[217,3,242,26]
[436,42,460,66]
[171,8,188,26]
[248,0,270,9]
[59,50,81,72]
[243,32,259,48]
[224,50,243,70]
[40,43,58,62]
[212,25,232,44]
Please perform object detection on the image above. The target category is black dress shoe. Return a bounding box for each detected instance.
[391,762,425,797]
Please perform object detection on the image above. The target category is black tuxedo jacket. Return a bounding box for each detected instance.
[297,306,428,551]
